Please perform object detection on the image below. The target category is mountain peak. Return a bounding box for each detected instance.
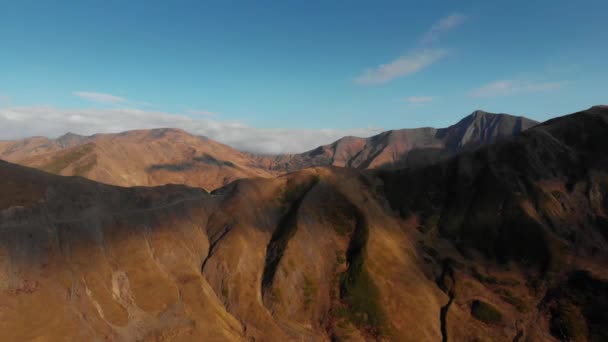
[56,132,88,148]
[466,110,515,122]
[113,127,191,139]
[150,127,188,134]
[470,109,494,117]
[443,110,538,150]
[590,105,608,113]
[58,132,85,139]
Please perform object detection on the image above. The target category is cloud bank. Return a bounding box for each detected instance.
[0,106,383,154]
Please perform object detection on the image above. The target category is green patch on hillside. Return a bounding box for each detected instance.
[303,274,317,310]
[471,300,503,324]
[41,143,95,174]
[271,288,283,304]
[340,211,388,337]
[341,266,386,332]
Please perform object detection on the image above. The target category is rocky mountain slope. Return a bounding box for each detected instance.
[0,106,607,341]
[380,105,608,341]
[267,110,538,171]
[0,111,536,191]
[0,159,448,341]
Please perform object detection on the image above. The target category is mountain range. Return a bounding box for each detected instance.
[268,110,537,171]
[1,106,607,341]
[0,110,537,191]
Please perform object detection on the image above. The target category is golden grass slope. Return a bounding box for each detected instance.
[1,128,279,191]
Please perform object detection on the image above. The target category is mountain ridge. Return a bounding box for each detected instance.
[267,110,539,171]
[0,110,538,190]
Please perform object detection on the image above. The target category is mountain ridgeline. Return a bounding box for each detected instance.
[0,110,537,191]
[266,110,538,171]
[0,128,280,191]
[1,106,607,341]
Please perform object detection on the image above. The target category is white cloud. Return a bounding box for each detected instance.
[525,82,568,92]
[421,13,467,44]
[187,110,218,117]
[0,106,383,154]
[406,96,434,104]
[469,80,567,98]
[73,91,126,104]
[469,80,516,97]
[354,12,468,85]
[355,49,447,85]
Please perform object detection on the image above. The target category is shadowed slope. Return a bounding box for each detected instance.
[267,110,538,171]
[380,105,608,341]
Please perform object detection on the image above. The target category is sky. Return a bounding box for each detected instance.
[1,0,607,153]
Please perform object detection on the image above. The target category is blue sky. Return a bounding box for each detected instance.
[1,0,607,152]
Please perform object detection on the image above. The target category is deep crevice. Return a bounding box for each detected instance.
[438,258,456,342]
[440,294,454,342]
[338,206,387,337]
[201,224,231,272]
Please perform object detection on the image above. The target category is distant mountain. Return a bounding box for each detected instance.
[0,128,278,191]
[0,110,538,190]
[0,133,86,161]
[267,110,538,171]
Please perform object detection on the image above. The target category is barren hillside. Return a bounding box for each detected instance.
[0,128,279,191]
